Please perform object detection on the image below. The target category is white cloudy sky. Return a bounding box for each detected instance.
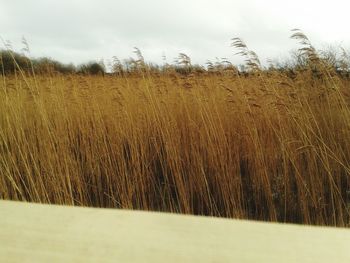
[1,0,349,67]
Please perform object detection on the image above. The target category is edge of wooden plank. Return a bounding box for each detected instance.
[1,200,350,263]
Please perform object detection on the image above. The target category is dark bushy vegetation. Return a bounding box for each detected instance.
[0,50,77,75]
[78,61,106,75]
[0,50,107,76]
[0,50,32,74]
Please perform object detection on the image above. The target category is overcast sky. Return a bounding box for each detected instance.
[1,0,350,67]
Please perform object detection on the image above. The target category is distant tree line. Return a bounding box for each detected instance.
[0,50,106,75]
[1,42,350,79]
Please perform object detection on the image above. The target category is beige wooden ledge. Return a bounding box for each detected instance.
[0,200,350,263]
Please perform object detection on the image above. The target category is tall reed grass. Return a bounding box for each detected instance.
[1,34,350,226]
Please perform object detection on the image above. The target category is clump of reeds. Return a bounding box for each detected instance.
[0,31,350,227]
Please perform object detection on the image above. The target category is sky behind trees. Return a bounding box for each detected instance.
[1,0,349,66]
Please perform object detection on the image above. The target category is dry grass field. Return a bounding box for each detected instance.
[1,34,350,227]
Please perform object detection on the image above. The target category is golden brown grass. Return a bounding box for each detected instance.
[1,66,350,226]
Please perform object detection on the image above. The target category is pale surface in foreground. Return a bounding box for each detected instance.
[0,200,350,263]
